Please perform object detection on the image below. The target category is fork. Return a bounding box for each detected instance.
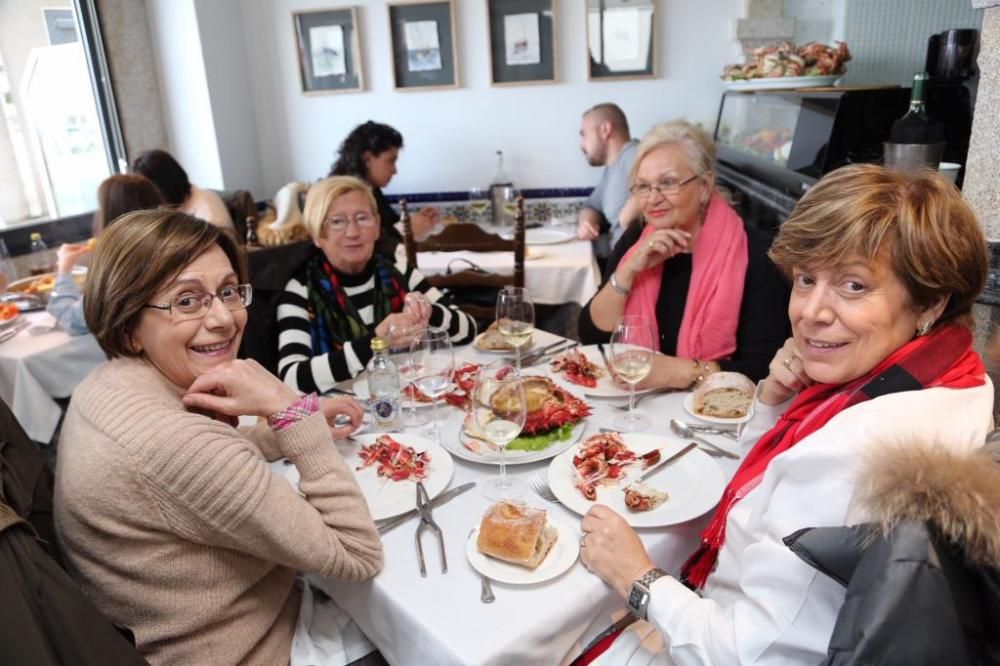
[612,388,672,411]
[527,473,560,503]
[468,528,495,603]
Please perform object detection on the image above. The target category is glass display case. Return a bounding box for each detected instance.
[714,87,911,198]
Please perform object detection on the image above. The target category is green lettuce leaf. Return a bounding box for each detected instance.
[507,423,576,452]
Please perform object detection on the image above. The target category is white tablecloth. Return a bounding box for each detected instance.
[397,233,601,306]
[0,311,105,443]
[290,330,742,665]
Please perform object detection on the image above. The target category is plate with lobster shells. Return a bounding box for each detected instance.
[547,432,725,527]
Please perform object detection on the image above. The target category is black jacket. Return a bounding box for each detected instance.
[785,439,1000,665]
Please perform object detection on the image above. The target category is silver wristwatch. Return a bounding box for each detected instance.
[626,568,668,620]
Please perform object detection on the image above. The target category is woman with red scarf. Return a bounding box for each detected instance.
[575,165,993,664]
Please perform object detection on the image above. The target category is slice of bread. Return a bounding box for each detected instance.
[693,371,755,419]
[476,501,557,569]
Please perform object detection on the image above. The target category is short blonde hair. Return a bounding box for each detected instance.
[769,164,987,330]
[630,120,717,186]
[302,175,378,239]
[84,209,247,358]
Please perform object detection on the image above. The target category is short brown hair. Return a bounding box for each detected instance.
[769,164,987,330]
[302,175,378,240]
[584,103,630,137]
[84,209,248,358]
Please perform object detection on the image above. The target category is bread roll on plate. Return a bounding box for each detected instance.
[693,371,755,419]
[477,500,558,569]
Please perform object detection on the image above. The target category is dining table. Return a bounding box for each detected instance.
[0,310,105,443]
[394,224,602,306]
[272,329,744,665]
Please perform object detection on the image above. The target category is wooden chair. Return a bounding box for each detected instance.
[402,197,526,322]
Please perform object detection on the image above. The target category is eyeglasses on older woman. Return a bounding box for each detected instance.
[324,212,378,233]
[144,283,253,321]
[628,173,701,199]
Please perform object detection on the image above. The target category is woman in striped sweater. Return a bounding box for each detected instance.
[277,176,475,394]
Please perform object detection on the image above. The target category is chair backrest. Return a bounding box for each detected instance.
[402,197,526,322]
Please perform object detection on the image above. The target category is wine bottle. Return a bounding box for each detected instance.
[890,73,944,144]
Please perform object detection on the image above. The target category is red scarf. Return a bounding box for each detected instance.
[681,325,984,589]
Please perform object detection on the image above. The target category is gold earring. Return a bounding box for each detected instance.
[916,320,933,336]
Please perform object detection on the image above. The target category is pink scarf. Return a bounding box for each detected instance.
[622,194,748,360]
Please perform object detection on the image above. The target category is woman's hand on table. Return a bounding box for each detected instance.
[580,504,656,599]
[612,353,691,391]
[615,228,692,287]
[56,243,92,275]
[578,217,600,241]
[758,337,813,406]
[319,396,365,438]
[183,359,299,418]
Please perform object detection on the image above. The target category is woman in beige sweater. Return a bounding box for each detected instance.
[54,210,382,665]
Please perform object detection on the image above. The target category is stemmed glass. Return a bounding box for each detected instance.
[473,362,528,500]
[409,326,454,442]
[389,322,429,428]
[469,186,489,224]
[610,315,655,432]
[496,286,534,370]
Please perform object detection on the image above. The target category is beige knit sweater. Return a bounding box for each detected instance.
[54,358,382,665]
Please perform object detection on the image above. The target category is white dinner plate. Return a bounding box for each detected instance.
[683,392,752,426]
[466,517,579,585]
[525,227,575,245]
[450,418,587,466]
[336,432,454,521]
[549,345,654,398]
[722,74,841,91]
[547,433,726,528]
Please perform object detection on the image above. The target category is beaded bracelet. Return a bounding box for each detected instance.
[687,359,714,390]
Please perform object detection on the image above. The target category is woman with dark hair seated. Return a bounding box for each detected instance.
[47,173,165,335]
[329,120,439,256]
[132,148,233,229]
[55,209,382,664]
[574,165,993,664]
[277,176,474,394]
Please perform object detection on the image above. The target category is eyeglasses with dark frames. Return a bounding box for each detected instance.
[144,284,253,321]
[629,173,701,199]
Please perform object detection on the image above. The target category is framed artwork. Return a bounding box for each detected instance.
[387,0,459,90]
[586,0,656,81]
[292,7,365,94]
[486,0,557,86]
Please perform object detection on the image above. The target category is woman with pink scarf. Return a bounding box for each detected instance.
[578,120,788,386]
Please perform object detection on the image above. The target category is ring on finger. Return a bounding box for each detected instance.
[783,356,794,370]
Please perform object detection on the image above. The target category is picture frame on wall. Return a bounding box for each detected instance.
[387,0,459,91]
[292,7,365,94]
[586,0,656,81]
[486,0,557,86]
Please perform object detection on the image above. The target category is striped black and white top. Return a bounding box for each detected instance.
[276,257,476,394]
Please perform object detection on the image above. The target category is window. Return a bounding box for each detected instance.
[0,0,124,228]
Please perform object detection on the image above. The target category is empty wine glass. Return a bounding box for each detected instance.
[409,326,454,442]
[389,322,429,428]
[496,286,534,370]
[469,186,489,224]
[610,315,655,432]
[473,363,527,500]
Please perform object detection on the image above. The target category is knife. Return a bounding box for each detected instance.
[526,341,579,367]
[0,319,31,344]
[375,481,476,534]
[631,442,698,485]
[505,339,569,366]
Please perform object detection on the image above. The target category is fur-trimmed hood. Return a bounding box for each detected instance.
[854,439,1000,568]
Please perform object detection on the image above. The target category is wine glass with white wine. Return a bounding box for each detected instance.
[472,363,528,500]
[610,315,655,432]
[409,327,454,442]
[469,186,489,224]
[496,286,534,370]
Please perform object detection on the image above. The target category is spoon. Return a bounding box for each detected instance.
[669,419,739,459]
[469,528,495,603]
[675,420,739,441]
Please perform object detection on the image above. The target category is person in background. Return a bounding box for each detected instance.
[47,174,164,335]
[329,121,438,257]
[132,149,234,229]
[578,119,789,384]
[575,165,993,665]
[576,103,642,268]
[55,209,383,665]
[277,176,474,394]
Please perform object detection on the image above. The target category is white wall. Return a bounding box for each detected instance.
[145,0,224,189]
[240,0,745,199]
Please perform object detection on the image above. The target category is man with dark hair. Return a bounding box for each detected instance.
[576,103,640,267]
